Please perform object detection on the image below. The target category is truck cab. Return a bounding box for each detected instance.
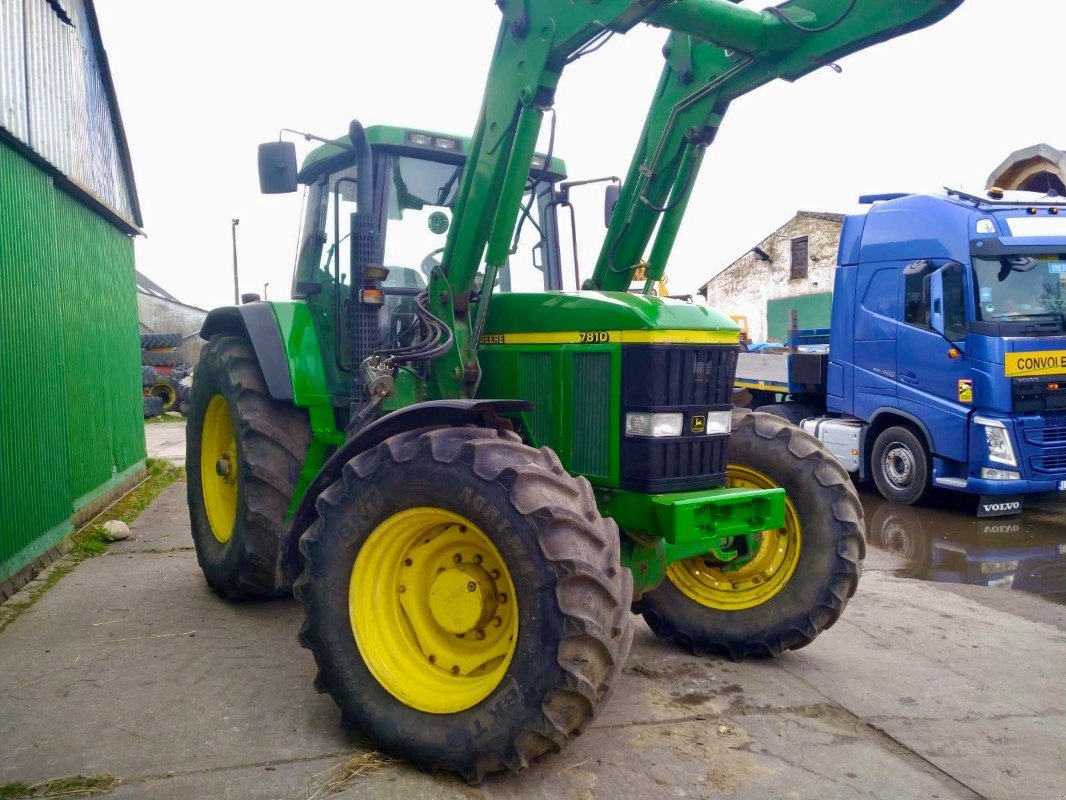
[822,189,1066,511]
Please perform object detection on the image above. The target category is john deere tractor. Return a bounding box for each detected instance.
[187,0,962,781]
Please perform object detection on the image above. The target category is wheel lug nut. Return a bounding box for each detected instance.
[451,665,460,675]
[475,629,485,640]
[498,593,507,604]
[215,459,229,477]
[490,569,500,580]
[404,558,413,566]
[473,554,483,564]
[428,654,436,663]
[398,585,406,594]
[492,617,502,627]
[453,554,462,564]
[467,582,477,592]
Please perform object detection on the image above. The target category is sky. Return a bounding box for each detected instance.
[95,0,1066,311]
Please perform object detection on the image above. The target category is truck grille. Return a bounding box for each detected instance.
[619,344,737,492]
[1031,451,1066,474]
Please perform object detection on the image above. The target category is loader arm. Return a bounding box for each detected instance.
[590,0,964,291]
[428,0,962,399]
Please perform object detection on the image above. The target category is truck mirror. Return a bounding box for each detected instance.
[258,141,298,194]
[928,261,966,340]
[604,183,620,227]
[928,268,945,335]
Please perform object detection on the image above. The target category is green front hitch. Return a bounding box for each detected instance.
[600,485,787,598]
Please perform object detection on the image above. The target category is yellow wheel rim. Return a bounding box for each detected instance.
[200,394,238,544]
[150,382,177,410]
[350,508,519,714]
[666,465,801,611]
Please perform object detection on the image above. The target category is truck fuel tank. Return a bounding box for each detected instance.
[801,417,865,474]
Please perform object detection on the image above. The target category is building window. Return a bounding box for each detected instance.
[789,236,809,280]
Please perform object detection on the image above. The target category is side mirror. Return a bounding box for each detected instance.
[604,183,620,227]
[257,141,297,194]
[928,269,945,335]
[928,261,966,339]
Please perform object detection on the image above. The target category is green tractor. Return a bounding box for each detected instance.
[187,0,962,781]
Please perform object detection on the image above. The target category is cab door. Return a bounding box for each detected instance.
[895,262,971,463]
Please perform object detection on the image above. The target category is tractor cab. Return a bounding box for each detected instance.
[266,124,571,396]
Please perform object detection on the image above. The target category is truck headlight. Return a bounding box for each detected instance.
[980,467,1021,481]
[975,416,1017,467]
[625,412,683,437]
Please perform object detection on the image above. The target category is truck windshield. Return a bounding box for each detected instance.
[972,254,1066,326]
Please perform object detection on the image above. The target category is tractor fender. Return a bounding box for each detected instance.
[199,304,293,401]
[275,398,533,591]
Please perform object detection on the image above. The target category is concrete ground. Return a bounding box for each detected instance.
[144,418,187,467]
[0,424,1062,799]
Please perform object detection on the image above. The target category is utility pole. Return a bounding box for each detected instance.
[231,218,240,304]
[263,282,270,301]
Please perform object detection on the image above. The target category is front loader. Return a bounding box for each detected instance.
[187,0,963,781]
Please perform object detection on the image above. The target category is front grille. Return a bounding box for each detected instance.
[1025,425,1066,446]
[1031,451,1066,474]
[620,344,738,492]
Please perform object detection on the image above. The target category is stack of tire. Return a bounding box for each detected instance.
[141,333,193,419]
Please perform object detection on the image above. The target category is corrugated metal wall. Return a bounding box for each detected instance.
[54,191,144,506]
[0,140,145,580]
[2,0,135,224]
[0,141,76,577]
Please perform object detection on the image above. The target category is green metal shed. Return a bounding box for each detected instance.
[0,0,145,593]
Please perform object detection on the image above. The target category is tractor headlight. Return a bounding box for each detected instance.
[702,411,733,434]
[625,412,683,438]
[975,416,1017,467]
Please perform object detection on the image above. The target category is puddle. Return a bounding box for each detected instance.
[861,489,1066,604]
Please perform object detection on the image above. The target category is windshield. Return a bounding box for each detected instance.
[292,153,561,298]
[972,254,1066,325]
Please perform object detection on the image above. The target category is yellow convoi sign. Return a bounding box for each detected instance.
[1004,350,1066,378]
[479,329,739,346]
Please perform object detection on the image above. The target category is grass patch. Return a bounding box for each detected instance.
[144,413,186,425]
[0,459,184,634]
[0,775,118,798]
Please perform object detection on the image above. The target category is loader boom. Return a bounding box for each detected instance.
[429,0,963,399]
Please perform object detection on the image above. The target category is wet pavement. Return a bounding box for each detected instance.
[861,487,1066,605]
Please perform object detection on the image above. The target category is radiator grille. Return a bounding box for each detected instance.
[620,344,738,492]
[571,352,611,477]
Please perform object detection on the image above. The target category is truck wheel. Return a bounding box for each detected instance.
[186,335,311,598]
[294,427,633,782]
[636,409,864,660]
[870,425,930,505]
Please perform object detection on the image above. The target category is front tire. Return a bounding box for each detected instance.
[294,427,633,782]
[870,425,930,505]
[186,335,311,598]
[636,409,865,660]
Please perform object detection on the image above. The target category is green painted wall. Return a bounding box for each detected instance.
[766,292,833,342]
[0,141,146,582]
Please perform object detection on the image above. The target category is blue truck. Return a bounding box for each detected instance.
[736,188,1066,516]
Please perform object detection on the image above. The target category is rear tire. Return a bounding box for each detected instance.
[636,409,865,660]
[870,425,930,506]
[295,427,633,782]
[186,335,311,598]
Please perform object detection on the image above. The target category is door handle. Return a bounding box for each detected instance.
[900,371,918,385]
